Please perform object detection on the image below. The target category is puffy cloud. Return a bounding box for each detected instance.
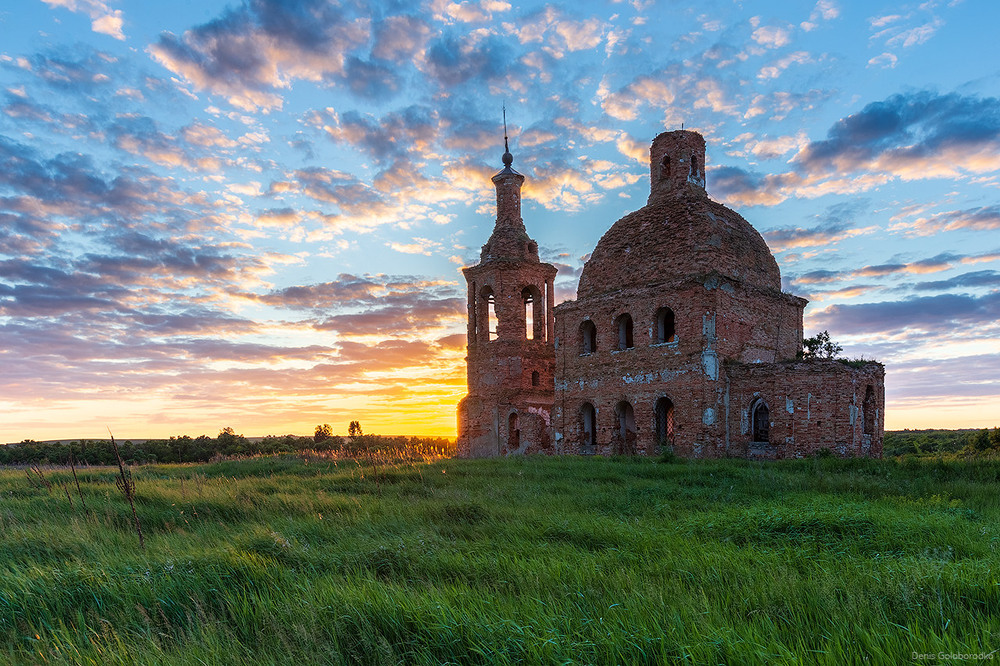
[372,15,433,62]
[148,0,370,111]
[794,92,1000,178]
[751,25,792,49]
[41,0,126,40]
[305,105,439,164]
[423,32,510,87]
[430,0,511,24]
[717,91,1000,207]
[810,1,839,22]
[758,51,812,80]
[181,122,238,148]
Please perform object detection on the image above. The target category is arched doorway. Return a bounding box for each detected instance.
[655,397,675,451]
[751,398,770,444]
[614,400,636,454]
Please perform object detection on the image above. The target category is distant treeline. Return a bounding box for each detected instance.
[884,427,1000,457]
[0,430,455,466]
[4,428,997,465]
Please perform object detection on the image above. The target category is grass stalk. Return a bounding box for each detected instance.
[69,451,88,512]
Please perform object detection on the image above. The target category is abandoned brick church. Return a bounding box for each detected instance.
[456,130,885,459]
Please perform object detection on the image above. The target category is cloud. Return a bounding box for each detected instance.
[716,91,1000,206]
[423,32,510,87]
[786,250,996,292]
[912,270,1000,292]
[305,105,439,164]
[372,15,433,62]
[430,0,511,24]
[41,0,126,40]
[867,52,897,68]
[809,291,1000,336]
[810,1,839,22]
[892,206,1000,236]
[758,51,812,80]
[148,0,370,110]
[793,92,1000,178]
[885,18,943,48]
[751,25,792,49]
[316,296,464,337]
[389,238,442,256]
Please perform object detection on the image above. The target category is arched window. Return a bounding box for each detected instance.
[580,402,596,449]
[521,286,534,340]
[751,399,770,444]
[655,397,675,448]
[580,320,597,354]
[656,307,676,343]
[690,153,699,179]
[521,286,543,341]
[479,287,497,341]
[471,280,478,343]
[660,154,671,181]
[531,370,540,387]
[615,400,636,454]
[508,412,520,450]
[863,385,875,436]
[615,313,634,350]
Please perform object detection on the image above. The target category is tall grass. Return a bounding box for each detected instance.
[0,454,996,664]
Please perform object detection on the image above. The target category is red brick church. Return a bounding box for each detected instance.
[457,130,884,459]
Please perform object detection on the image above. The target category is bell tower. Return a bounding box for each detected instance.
[457,128,557,457]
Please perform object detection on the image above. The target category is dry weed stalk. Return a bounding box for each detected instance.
[30,466,52,492]
[110,430,145,550]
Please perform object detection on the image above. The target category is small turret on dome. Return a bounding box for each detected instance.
[577,129,781,299]
[649,129,706,201]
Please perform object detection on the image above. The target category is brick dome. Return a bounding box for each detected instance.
[577,131,781,299]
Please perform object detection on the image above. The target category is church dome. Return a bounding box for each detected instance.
[576,130,781,299]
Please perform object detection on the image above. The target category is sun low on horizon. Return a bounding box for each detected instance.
[1,0,999,443]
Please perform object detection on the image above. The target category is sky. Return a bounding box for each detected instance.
[0,0,998,442]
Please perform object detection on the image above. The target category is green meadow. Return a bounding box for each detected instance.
[0,454,997,665]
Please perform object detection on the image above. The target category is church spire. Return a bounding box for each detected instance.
[481,107,533,261]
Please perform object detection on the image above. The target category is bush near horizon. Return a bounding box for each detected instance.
[1,429,455,466]
[0,454,996,664]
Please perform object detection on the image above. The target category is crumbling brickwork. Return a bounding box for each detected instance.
[458,130,885,459]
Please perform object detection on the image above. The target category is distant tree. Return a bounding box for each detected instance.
[314,423,333,442]
[801,330,843,360]
[217,427,246,454]
[348,421,363,438]
[969,427,1000,451]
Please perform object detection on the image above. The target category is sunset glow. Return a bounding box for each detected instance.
[1,0,998,442]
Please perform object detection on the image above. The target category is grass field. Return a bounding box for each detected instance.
[1,453,997,664]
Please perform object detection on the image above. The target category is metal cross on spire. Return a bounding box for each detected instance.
[501,103,513,167]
